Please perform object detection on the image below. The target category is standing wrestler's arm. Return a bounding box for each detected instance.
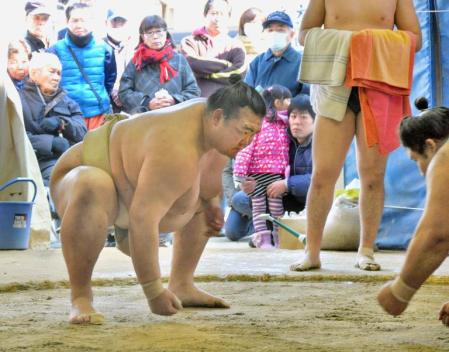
[378,151,449,316]
[129,156,194,315]
[395,0,422,51]
[298,0,325,45]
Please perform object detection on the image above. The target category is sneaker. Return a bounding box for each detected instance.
[248,237,256,248]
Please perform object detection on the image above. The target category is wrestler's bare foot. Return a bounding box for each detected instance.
[290,253,321,271]
[169,283,230,308]
[69,297,104,325]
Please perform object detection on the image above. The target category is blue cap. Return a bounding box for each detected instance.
[262,11,293,29]
[107,8,127,21]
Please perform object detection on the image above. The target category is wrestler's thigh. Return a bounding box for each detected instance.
[52,166,119,223]
[312,111,356,176]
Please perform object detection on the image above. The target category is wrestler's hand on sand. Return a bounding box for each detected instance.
[377,281,409,316]
[438,301,449,327]
[149,289,183,316]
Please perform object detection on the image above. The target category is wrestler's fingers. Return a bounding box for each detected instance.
[165,306,179,315]
[443,315,449,327]
[439,304,449,320]
[173,296,183,310]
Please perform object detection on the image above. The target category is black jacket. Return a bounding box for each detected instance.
[20,80,86,170]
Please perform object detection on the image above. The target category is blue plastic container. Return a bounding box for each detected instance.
[0,178,37,250]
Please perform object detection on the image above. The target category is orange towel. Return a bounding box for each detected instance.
[345,30,416,154]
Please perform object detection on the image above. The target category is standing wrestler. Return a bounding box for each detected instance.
[50,77,266,323]
[290,0,422,272]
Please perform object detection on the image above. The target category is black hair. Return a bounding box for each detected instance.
[400,97,449,154]
[238,7,263,36]
[203,0,230,17]
[8,39,30,60]
[261,85,292,122]
[65,2,90,20]
[288,94,315,119]
[206,74,266,120]
[138,15,173,47]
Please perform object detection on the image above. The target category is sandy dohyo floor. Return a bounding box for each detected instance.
[1,281,449,352]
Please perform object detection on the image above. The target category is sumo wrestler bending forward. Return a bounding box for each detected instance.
[50,78,266,324]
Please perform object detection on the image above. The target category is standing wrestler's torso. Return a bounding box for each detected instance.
[324,0,397,31]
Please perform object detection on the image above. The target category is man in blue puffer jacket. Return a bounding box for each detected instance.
[48,2,116,130]
[224,95,314,242]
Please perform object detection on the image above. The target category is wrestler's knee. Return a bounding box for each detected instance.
[59,167,118,216]
[359,166,385,191]
[311,168,339,191]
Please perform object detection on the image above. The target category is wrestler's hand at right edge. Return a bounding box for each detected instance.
[142,278,183,315]
[438,301,449,327]
[377,276,417,316]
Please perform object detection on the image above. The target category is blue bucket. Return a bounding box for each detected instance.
[0,178,37,250]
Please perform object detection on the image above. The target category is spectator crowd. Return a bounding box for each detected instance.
[5,0,311,248]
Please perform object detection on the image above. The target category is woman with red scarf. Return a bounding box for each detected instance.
[119,16,200,114]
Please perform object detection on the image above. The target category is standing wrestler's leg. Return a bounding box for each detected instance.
[53,167,118,323]
[354,114,388,271]
[290,110,356,271]
[168,211,229,308]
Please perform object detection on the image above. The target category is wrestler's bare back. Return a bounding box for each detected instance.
[109,99,216,231]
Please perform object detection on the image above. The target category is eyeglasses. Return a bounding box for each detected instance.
[143,29,166,38]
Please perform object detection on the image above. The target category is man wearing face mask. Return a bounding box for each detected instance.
[244,11,309,97]
[104,8,133,113]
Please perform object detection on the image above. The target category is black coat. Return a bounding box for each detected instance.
[20,80,86,171]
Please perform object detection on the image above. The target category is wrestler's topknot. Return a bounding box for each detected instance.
[206,76,266,119]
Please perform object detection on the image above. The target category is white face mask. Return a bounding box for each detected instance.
[244,23,262,40]
[108,27,128,43]
[267,31,289,52]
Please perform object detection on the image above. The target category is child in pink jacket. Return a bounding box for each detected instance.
[234,85,291,248]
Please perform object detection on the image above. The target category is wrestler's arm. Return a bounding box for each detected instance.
[129,154,194,313]
[378,150,449,315]
[299,0,325,45]
[199,150,229,235]
[395,0,422,51]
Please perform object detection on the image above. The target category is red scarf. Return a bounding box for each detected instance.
[132,39,177,83]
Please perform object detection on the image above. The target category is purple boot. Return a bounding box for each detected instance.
[272,230,279,248]
[252,230,274,249]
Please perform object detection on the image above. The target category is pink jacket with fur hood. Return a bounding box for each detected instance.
[234,110,289,177]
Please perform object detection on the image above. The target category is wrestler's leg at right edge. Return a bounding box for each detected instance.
[52,165,118,324]
[290,111,356,271]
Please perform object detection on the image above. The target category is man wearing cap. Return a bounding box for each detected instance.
[104,8,132,112]
[24,1,52,54]
[244,11,308,98]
